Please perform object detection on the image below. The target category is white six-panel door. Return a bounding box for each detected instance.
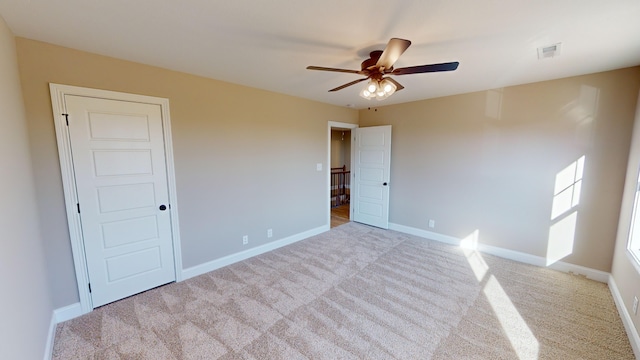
[352,125,392,229]
[65,95,176,307]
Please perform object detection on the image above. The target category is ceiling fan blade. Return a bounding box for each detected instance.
[376,38,412,70]
[306,66,362,74]
[391,61,459,75]
[386,77,405,91]
[329,78,368,92]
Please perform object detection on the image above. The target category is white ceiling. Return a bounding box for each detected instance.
[1,0,639,109]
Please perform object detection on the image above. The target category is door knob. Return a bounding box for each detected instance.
[383,182,388,186]
[159,205,167,211]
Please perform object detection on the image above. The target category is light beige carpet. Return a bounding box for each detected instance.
[53,222,635,359]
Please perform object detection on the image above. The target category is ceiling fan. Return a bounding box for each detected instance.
[306,38,459,100]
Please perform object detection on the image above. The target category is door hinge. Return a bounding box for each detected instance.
[63,113,69,126]
[77,203,80,214]
[88,283,91,293]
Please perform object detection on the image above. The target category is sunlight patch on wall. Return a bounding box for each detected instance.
[547,211,577,265]
[546,156,584,265]
[551,156,584,220]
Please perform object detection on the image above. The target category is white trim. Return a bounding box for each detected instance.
[43,301,103,359]
[54,302,83,323]
[627,248,640,276]
[389,223,460,246]
[544,259,610,283]
[389,222,609,283]
[182,225,329,280]
[625,165,640,276]
[43,312,56,360]
[609,276,640,359]
[43,302,84,360]
[49,84,183,314]
[49,84,92,314]
[159,97,184,281]
[327,121,358,226]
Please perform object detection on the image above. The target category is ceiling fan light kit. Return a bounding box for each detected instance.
[307,38,459,101]
[360,78,397,100]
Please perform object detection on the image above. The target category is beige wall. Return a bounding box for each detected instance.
[612,89,640,339]
[360,68,640,272]
[11,34,640,346]
[0,19,53,359]
[16,38,358,308]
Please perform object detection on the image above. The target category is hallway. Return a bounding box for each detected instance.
[330,204,349,228]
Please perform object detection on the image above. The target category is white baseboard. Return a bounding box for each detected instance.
[544,259,610,283]
[388,222,609,282]
[43,312,56,360]
[54,302,83,323]
[608,276,640,359]
[388,223,460,246]
[42,302,84,359]
[182,225,330,280]
[477,241,609,282]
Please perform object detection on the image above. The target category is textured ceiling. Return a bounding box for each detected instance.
[1,0,639,109]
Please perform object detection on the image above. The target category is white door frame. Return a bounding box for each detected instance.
[49,83,183,314]
[327,121,358,226]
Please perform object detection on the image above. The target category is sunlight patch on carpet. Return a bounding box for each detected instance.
[483,275,539,359]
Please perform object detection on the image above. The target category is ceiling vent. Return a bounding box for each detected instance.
[537,43,562,59]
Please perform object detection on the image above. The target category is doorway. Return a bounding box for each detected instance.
[328,122,357,228]
[50,84,182,313]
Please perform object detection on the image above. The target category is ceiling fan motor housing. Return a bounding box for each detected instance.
[361,50,387,73]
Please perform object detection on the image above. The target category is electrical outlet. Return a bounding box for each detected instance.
[242,235,248,245]
[428,219,435,228]
[267,229,273,238]
[633,296,638,315]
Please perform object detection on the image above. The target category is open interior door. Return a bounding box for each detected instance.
[352,125,391,229]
